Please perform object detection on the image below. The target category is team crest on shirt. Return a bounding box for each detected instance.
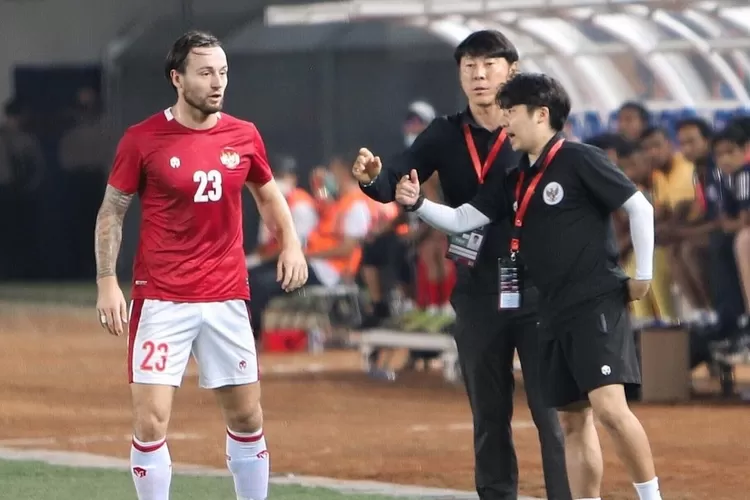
[543,182,564,205]
[220,148,240,169]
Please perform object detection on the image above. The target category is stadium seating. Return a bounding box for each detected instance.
[568,106,749,140]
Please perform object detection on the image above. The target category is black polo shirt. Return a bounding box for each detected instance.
[470,134,637,320]
[361,109,521,296]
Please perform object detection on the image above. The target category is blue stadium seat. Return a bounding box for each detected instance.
[657,108,698,139]
[582,111,604,138]
[608,110,619,131]
[566,114,584,139]
[713,109,736,129]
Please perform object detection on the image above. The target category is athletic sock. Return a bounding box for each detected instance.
[226,428,270,500]
[634,477,662,500]
[130,436,172,500]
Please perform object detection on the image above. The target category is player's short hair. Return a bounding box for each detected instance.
[453,30,519,65]
[675,117,713,139]
[497,73,571,131]
[639,125,668,141]
[164,30,222,90]
[617,101,650,125]
[712,125,749,149]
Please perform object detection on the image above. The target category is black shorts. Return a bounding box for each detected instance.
[361,232,414,284]
[539,289,641,409]
[361,232,398,267]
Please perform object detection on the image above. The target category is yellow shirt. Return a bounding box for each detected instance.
[651,153,696,210]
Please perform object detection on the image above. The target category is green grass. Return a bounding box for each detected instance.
[0,459,401,500]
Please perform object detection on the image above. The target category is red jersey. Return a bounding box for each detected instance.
[108,109,273,302]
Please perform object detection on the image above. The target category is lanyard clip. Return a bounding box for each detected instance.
[509,238,520,261]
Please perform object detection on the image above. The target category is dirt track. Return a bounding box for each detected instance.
[1,303,749,499]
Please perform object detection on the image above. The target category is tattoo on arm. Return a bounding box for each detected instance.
[95,185,134,280]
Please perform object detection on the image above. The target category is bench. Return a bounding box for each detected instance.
[355,329,461,383]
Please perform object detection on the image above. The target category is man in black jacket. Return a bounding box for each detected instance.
[352,31,570,500]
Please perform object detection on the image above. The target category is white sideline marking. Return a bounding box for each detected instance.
[0,446,541,499]
[409,420,534,433]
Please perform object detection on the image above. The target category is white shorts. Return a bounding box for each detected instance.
[127,299,258,389]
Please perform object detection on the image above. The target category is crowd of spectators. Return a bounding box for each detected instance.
[584,102,750,364]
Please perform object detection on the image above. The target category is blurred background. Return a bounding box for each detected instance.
[1,1,750,498]
[2,0,749,283]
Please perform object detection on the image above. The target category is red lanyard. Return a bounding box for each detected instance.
[510,139,565,255]
[463,124,507,184]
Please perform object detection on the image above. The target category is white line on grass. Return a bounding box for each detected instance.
[0,446,542,500]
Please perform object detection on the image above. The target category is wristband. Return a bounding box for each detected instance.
[360,175,378,188]
[404,194,425,212]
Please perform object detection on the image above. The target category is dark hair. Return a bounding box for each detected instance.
[616,140,641,159]
[272,154,297,177]
[618,101,650,125]
[164,30,222,90]
[453,30,519,65]
[3,97,21,117]
[712,125,749,149]
[585,133,627,152]
[675,117,713,139]
[497,73,571,131]
[639,125,669,141]
[727,116,750,137]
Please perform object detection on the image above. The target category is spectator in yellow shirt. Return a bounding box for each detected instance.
[617,141,676,323]
[641,126,714,324]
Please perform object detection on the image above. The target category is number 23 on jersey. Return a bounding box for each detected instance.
[194,169,223,202]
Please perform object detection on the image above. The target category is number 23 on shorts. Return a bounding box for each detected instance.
[140,340,169,372]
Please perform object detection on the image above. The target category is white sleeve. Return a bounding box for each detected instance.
[415,199,491,235]
[290,201,319,241]
[343,201,372,239]
[621,191,654,280]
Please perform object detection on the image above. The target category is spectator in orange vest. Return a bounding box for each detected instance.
[305,156,373,286]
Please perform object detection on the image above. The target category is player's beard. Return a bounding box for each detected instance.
[184,89,223,116]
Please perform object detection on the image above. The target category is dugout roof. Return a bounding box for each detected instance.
[258,0,750,112]
[103,0,750,113]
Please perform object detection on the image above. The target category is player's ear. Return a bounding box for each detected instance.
[170,69,182,90]
[537,106,549,125]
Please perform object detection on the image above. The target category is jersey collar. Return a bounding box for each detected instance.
[520,132,565,172]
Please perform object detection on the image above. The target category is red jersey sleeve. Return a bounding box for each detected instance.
[247,124,273,185]
[108,131,143,194]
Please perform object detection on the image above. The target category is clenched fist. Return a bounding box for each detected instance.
[352,148,382,184]
[395,169,421,206]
